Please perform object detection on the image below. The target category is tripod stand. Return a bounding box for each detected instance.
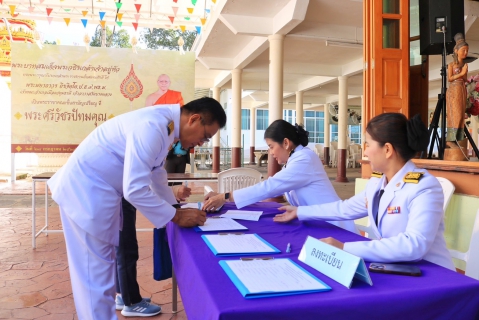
[426,28,479,159]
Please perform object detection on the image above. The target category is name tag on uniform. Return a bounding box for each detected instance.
[387,206,400,214]
[298,236,373,289]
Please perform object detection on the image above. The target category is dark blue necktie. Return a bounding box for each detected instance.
[375,189,385,226]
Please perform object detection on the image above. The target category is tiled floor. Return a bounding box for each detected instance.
[0,164,361,319]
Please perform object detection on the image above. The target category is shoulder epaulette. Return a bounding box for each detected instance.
[167,121,174,136]
[371,171,383,178]
[403,172,424,184]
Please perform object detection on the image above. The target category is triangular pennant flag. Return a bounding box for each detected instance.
[0,0,3,5]
[172,6,178,16]
[149,27,154,33]
[99,11,106,20]
[134,13,140,22]
[115,2,122,10]
[39,0,45,4]
[47,16,53,24]
[116,21,123,27]
[82,10,88,17]
[28,6,35,13]
[200,18,206,25]
[46,8,53,16]
[191,0,197,5]
[100,20,106,28]
[132,22,138,31]
[134,4,141,13]
[211,0,216,3]
[184,17,190,20]
[117,13,123,20]
[187,7,194,14]
[9,5,16,16]
[168,16,174,23]
[173,0,178,3]
[81,19,88,28]
[64,8,71,12]
[195,26,201,34]
[64,18,70,26]
[205,9,210,13]
[180,25,186,32]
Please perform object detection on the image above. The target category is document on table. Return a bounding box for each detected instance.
[219,210,263,221]
[202,234,280,256]
[181,202,223,211]
[219,258,331,298]
[194,217,248,232]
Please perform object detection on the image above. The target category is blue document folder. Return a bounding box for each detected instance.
[201,234,280,256]
[219,258,332,299]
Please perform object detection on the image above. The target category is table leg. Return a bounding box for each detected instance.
[172,268,178,314]
[32,180,36,249]
[45,182,48,236]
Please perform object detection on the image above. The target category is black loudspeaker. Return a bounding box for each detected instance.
[419,0,464,55]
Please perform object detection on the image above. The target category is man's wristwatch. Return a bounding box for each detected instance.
[224,192,230,201]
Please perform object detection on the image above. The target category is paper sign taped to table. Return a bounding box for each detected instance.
[298,236,373,289]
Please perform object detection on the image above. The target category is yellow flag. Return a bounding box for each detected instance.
[180,25,186,32]
[64,18,70,26]
[100,20,106,28]
[200,18,206,25]
[82,10,88,17]
[187,7,194,14]
[117,13,123,21]
[9,5,16,16]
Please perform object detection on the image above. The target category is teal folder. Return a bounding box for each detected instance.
[219,258,331,299]
[201,233,280,256]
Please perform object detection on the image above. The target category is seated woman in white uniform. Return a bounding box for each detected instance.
[274,113,455,270]
[203,120,357,233]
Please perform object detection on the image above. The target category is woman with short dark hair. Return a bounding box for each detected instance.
[274,113,455,270]
[203,119,357,233]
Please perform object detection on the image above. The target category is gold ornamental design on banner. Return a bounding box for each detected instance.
[120,64,143,103]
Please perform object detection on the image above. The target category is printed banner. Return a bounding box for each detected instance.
[10,43,195,153]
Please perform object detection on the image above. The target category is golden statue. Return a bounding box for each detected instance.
[445,33,469,161]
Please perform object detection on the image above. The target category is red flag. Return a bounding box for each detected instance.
[132,22,138,31]
[134,4,141,13]
[46,8,53,16]
[168,16,174,23]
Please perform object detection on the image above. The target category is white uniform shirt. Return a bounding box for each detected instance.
[297,160,455,270]
[234,145,357,233]
[48,105,180,245]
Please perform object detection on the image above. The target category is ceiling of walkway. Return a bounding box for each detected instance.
[194,0,479,112]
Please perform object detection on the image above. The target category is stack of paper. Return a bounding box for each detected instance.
[195,217,248,232]
[220,210,263,221]
[219,258,331,298]
[202,234,280,256]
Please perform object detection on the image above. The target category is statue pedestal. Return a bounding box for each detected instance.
[444,148,468,161]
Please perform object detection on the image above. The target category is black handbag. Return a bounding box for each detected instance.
[153,227,173,281]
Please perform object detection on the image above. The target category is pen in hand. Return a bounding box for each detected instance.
[286,243,291,253]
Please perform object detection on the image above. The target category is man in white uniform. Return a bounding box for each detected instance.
[48,97,226,320]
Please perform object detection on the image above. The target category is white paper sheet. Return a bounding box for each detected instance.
[220,210,263,221]
[197,217,248,232]
[203,234,276,254]
[224,259,329,293]
[181,202,223,211]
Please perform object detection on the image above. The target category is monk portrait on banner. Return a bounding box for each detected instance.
[145,74,184,107]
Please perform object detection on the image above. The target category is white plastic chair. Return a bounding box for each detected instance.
[217,168,262,193]
[436,177,455,212]
[329,141,338,167]
[204,167,263,195]
[449,208,479,280]
[314,144,324,160]
[355,176,455,240]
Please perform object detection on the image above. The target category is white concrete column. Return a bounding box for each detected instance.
[212,87,221,172]
[268,34,285,124]
[249,108,256,164]
[335,76,349,182]
[338,76,349,150]
[231,69,242,168]
[324,104,330,148]
[295,91,304,125]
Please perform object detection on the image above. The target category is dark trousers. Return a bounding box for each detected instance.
[165,155,187,186]
[115,197,142,306]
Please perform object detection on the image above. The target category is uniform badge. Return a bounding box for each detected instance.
[167,121,174,136]
[403,172,424,184]
[387,206,401,214]
[371,171,383,178]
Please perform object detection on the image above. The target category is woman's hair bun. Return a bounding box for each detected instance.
[406,114,429,152]
[294,123,309,146]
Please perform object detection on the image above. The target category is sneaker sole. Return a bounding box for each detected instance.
[116,305,124,311]
[121,310,161,317]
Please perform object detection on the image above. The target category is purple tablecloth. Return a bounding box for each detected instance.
[167,202,479,320]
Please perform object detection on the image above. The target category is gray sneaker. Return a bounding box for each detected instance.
[115,295,152,311]
[121,300,162,317]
